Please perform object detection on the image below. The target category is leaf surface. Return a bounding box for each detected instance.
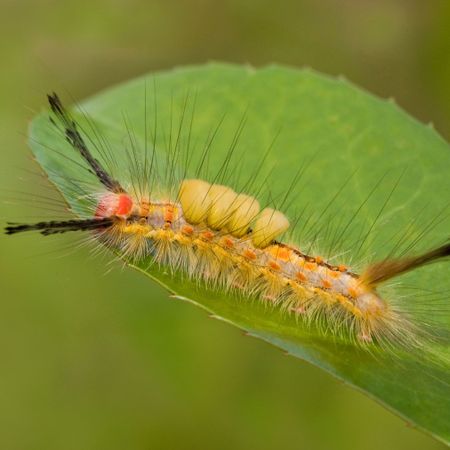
[30,64,450,444]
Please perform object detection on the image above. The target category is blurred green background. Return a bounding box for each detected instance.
[0,1,449,449]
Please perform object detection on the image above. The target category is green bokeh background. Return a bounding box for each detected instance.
[0,1,449,449]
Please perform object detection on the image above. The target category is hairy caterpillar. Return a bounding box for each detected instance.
[5,92,449,352]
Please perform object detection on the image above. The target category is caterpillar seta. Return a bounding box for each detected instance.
[5,92,450,354]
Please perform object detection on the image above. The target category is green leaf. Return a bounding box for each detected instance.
[29,63,450,444]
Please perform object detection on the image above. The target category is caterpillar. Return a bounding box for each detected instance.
[5,92,450,351]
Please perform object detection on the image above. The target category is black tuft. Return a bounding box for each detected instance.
[47,93,125,194]
[5,218,114,236]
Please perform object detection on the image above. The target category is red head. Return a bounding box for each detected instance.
[95,193,133,218]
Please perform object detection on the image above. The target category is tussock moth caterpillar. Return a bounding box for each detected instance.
[5,90,450,355]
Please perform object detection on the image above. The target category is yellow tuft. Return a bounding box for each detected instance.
[179,179,211,224]
[252,208,290,248]
[227,194,260,237]
[207,184,238,229]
